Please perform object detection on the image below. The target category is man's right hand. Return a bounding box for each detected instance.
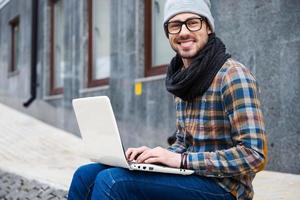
[125,146,150,162]
[126,146,181,168]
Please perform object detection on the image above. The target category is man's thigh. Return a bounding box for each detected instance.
[93,167,234,200]
[68,163,110,200]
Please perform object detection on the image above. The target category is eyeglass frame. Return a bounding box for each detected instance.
[163,17,206,36]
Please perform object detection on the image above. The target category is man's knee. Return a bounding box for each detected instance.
[93,168,134,198]
[71,163,104,188]
[70,165,90,191]
[68,165,93,199]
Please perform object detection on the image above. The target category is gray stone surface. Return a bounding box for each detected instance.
[0,169,67,200]
[211,0,300,174]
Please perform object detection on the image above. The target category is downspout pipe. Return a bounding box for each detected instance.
[23,0,38,107]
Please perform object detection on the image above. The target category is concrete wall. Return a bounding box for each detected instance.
[211,0,300,174]
[0,0,299,174]
[0,0,32,107]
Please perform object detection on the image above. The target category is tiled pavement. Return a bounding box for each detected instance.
[0,103,299,199]
[0,168,68,199]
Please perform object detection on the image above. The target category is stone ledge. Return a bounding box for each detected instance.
[0,169,67,200]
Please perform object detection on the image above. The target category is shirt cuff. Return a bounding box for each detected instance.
[187,152,206,171]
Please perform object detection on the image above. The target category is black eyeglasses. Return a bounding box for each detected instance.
[164,17,205,35]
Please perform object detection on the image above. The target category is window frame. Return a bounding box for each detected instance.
[144,0,167,77]
[9,16,20,74]
[87,0,109,88]
[49,0,64,95]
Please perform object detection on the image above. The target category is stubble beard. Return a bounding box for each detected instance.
[171,45,201,59]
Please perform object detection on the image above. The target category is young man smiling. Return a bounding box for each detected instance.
[68,1,267,199]
[167,13,211,66]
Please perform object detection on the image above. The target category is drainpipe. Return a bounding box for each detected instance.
[23,0,38,107]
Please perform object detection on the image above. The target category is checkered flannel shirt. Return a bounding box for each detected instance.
[168,58,268,200]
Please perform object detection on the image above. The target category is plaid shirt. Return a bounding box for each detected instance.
[168,58,268,200]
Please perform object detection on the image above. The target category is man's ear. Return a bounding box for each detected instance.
[164,25,170,38]
[206,22,212,34]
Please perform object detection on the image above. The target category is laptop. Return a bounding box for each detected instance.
[72,96,194,175]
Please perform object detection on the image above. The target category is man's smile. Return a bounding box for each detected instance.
[178,40,195,49]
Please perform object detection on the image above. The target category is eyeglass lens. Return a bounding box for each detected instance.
[167,18,203,34]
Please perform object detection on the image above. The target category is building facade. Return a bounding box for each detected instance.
[0,0,299,174]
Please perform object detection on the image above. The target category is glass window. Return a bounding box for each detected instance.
[54,0,64,88]
[0,0,10,10]
[145,0,174,77]
[152,0,174,66]
[93,0,110,80]
[9,17,20,73]
[50,0,64,95]
[87,0,111,87]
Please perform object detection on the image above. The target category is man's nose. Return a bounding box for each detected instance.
[179,24,190,35]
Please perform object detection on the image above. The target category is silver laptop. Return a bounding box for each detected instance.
[72,96,194,175]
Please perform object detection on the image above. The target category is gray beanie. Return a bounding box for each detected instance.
[163,0,215,32]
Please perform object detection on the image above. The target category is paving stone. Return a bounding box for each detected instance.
[0,169,67,199]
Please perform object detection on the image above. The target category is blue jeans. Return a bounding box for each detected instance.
[68,163,235,200]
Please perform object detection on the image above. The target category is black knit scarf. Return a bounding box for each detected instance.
[165,33,231,101]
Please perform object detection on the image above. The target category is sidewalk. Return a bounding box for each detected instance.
[0,102,299,199]
[0,102,91,189]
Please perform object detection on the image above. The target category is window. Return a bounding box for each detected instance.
[9,16,20,74]
[145,0,174,77]
[0,0,10,10]
[49,0,64,95]
[87,0,111,87]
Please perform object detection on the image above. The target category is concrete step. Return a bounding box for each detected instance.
[0,103,299,199]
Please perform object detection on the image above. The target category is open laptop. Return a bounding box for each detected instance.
[72,96,194,175]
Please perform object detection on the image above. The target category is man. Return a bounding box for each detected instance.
[68,0,267,199]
